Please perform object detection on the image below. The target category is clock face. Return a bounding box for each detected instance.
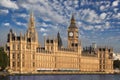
[69,32,73,37]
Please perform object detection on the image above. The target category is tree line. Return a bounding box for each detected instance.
[0,47,9,71]
[113,59,120,70]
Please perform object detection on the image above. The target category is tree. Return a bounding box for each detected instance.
[113,60,120,69]
[0,47,9,71]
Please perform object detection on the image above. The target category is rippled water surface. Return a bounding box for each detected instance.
[0,74,120,80]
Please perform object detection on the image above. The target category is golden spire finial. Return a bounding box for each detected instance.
[29,11,35,28]
[71,13,75,24]
[30,11,34,21]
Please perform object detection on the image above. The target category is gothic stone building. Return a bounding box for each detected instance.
[5,13,113,73]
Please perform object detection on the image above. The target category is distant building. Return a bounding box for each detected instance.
[113,53,120,60]
[5,12,113,73]
[92,43,97,49]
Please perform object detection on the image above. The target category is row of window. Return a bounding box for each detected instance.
[46,40,53,44]
[12,61,24,67]
[12,44,36,50]
[99,48,112,52]
[71,43,78,47]
[12,44,24,50]
[12,53,25,59]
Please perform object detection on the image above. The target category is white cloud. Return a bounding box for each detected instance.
[78,8,112,31]
[43,33,47,36]
[41,23,49,27]
[3,23,10,27]
[112,1,119,6]
[79,9,101,24]
[105,22,110,28]
[114,8,119,13]
[19,0,68,24]
[99,1,111,11]
[117,13,120,17]
[105,22,110,27]
[42,17,51,22]
[83,25,93,30]
[0,9,9,14]
[77,21,82,27]
[100,13,107,19]
[39,28,48,32]
[112,12,120,19]
[74,0,79,4]
[16,22,27,27]
[95,25,102,29]
[0,0,19,9]
[19,14,28,18]
[74,0,79,8]
[100,5,105,11]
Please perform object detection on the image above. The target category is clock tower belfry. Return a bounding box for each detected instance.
[68,14,79,49]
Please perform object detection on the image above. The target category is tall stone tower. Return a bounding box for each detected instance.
[26,12,38,43]
[68,14,79,49]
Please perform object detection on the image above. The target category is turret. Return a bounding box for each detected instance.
[57,32,62,49]
[7,29,16,42]
[45,36,58,52]
[26,12,38,43]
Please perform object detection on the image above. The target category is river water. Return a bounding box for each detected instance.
[0,74,120,80]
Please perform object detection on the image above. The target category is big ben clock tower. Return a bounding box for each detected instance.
[68,14,79,49]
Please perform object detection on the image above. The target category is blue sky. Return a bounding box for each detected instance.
[0,0,120,53]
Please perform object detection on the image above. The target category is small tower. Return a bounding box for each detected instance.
[68,14,79,49]
[92,43,97,49]
[57,32,62,48]
[7,29,16,42]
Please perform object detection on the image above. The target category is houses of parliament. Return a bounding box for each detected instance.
[5,12,113,73]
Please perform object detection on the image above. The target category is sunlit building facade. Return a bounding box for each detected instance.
[5,13,113,73]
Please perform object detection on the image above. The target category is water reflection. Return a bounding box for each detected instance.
[0,76,9,80]
[0,74,120,80]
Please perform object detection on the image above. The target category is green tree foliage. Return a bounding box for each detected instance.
[0,47,9,71]
[113,60,120,69]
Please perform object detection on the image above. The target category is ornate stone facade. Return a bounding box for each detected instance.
[5,13,113,73]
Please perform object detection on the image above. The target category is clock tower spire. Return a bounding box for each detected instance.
[68,14,79,49]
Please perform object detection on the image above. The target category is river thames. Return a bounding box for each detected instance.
[0,74,120,80]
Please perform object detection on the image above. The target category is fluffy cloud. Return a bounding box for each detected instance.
[42,17,51,22]
[83,26,93,30]
[100,13,107,19]
[19,14,28,18]
[79,9,99,23]
[0,9,9,14]
[18,0,69,24]
[112,1,119,7]
[16,0,113,32]
[114,8,119,13]
[100,5,105,11]
[3,23,10,27]
[40,23,50,28]
[112,12,120,19]
[43,33,47,36]
[39,28,48,32]
[78,8,111,31]
[16,22,27,27]
[105,22,110,28]
[99,1,111,11]
[0,0,19,9]
[95,25,102,29]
